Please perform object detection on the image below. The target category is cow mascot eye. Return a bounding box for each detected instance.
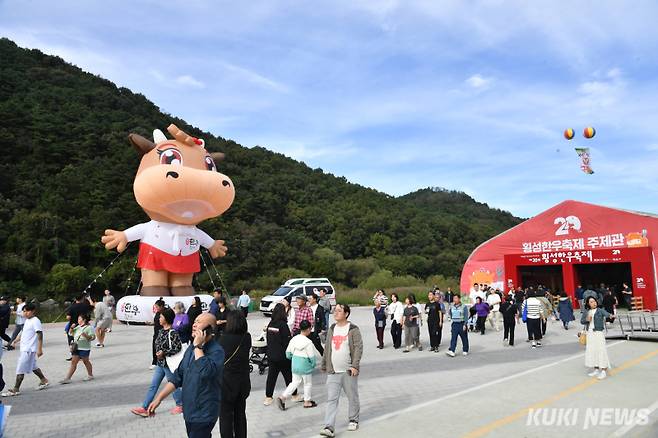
[205,156,217,172]
[158,147,183,166]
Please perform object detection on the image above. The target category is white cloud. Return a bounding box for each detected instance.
[175,75,205,89]
[465,74,492,89]
[3,1,658,217]
[220,62,289,93]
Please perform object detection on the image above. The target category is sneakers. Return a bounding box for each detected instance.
[263,397,273,406]
[131,407,150,418]
[320,427,335,437]
[83,375,94,382]
[38,381,50,390]
[95,343,101,347]
[169,405,183,415]
[588,369,600,377]
[446,350,455,357]
[348,422,359,431]
[597,370,607,380]
[531,342,537,349]
[402,348,410,353]
[59,378,72,384]
[462,352,468,356]
[1,389,19,397]
[276,397,286,411]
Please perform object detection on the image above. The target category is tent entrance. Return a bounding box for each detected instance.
[518,265,564,292]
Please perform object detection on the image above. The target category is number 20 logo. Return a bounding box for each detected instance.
[554,216,582,236]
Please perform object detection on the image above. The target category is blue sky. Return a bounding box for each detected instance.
[3,0,658,218]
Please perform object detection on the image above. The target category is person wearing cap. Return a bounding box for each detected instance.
[292,294,313,336]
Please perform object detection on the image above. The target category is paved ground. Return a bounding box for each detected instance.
[1,308,656,437]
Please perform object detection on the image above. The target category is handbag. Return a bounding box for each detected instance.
[166,330,186,372]
[224,333,246,366]
[521,304,528,323]
[578,331,587,346]
[69,327,84,354]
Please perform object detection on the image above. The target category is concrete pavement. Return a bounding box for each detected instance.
[1,308,655,437]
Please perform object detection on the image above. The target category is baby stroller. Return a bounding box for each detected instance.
[249,335,268,375]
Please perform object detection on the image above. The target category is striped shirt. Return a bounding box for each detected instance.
[523,297,544,319]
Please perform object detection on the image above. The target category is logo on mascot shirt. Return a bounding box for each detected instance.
[186,238,199,249]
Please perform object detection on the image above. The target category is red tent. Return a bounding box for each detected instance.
[460,200,657,310]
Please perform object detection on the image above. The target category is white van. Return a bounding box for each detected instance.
[260,279,336,315]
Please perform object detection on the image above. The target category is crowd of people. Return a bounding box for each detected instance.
[369,283,617,379]
[0,281,623,437]
[0,289,117,397]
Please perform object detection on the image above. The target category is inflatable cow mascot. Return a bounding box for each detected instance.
[102,124,234,322]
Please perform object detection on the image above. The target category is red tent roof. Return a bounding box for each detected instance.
[460,200,658,293]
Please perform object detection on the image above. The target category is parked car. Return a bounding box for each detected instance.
[260,279,336,315]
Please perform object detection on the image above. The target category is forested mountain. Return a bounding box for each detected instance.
[0,38,522,300]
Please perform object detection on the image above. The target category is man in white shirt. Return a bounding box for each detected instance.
[470,283,485,304]
[2,303,49,396]
[320,304,363,437]
[7,295,26,350]
[237,290,251,318]
[486,292,502,331]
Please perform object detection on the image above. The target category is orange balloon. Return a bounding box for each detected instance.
[583,126,596,139]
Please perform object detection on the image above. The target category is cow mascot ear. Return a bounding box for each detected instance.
[128,133,156,155]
